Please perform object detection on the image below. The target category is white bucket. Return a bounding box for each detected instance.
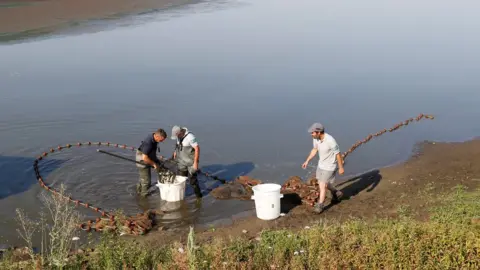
[251,183,283,220]
[156,176,187,202]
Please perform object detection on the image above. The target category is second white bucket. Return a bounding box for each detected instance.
[251,183,283,220]
[156,176,187,202]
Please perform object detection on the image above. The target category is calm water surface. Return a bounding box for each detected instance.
[1,0,479,246]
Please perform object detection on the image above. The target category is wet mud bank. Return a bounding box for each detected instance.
[0,0,196,38]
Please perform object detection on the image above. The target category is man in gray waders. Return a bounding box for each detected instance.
[171,125,202,198]
[135,128,167,197]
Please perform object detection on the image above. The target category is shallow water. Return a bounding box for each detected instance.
[1,0,480,246]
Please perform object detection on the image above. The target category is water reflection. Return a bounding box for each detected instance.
[156,198,202,229]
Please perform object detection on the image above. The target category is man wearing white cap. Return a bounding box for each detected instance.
[302,123,345,213]
[171,125,202,198]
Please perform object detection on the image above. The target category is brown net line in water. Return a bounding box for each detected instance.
[211,113,435,204]
[33,142,160,235]
[34,144,228,235]
[341,113,434,161]
[33,113,434,234]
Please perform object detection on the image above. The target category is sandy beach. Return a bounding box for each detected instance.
[0,0,195,33]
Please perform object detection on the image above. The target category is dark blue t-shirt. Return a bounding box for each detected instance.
[138,133,159,163]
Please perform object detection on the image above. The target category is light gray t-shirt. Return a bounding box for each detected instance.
[313,133,340,171]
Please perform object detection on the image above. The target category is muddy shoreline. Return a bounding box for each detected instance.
[141,138,480,246]
[3,139,479,267]
[0,0,197,34]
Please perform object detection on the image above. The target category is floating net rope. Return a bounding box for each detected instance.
[281,113,435,206]
[210,113,435,205]
[33,113,434,233]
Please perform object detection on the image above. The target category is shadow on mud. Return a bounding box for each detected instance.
[323,169,382,211]
[281,193,303,214]
[336,169,382,198]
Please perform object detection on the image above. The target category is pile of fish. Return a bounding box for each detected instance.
[157,167,176,184]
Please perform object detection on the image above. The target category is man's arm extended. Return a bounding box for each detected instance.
[302,148,318,169]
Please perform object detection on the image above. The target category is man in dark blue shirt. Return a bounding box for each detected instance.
[135,128,167,197]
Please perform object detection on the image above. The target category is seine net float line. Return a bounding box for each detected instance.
[33,142,229,235]
[209,114,435,205]
[34,142,161,235]
[280,113,435,207]
[33,113,434,233]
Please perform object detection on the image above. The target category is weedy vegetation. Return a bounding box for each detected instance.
[1,185,479,269]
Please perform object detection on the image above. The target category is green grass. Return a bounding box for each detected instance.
[430,185,480,224]
[2,185,479,269]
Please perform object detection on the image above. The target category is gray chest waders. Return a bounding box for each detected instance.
[135,140,160,197]
[135,149,151,197]
[176,133,195,167]
[175,132,202,198]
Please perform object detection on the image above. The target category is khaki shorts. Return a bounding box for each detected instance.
[316,168,336,184]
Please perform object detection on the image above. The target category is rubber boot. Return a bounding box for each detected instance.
[190,172,203,199]
[138,167,151,197]
[179,169,202,199]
